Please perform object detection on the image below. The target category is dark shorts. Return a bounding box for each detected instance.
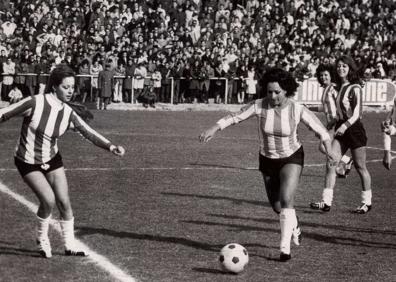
[259,146,304,176]
[335,120,367,150]
[14,153,64,177]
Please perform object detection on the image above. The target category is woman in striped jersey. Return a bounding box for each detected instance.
[0,64,125,258]
[199,68,336,261]
[310,55,372,214]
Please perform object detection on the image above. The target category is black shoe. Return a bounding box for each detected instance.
[310,201,331,212]
[149,103,155,108]
[280,252,291,262]
[353,203,371,214]
[65,250,88,256]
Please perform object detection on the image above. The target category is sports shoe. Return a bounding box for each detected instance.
[280,252,291,262]
[292,226,301,246]
[353,203,372,214]
[65,249,88,256]
[37,238,52,258]
[310,201,331,212]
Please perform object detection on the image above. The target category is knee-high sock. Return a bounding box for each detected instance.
[361,190,372,206]
[322,188,334,206]
[60,217,76,250]
[36,215,51,241]
[280,208,297,254]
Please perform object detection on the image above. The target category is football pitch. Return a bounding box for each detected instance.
[0,109,395,282]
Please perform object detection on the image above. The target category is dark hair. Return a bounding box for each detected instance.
[315,63,336,87]
[45,64,75,93]
[260,68,299,97]
[335,55,364,87]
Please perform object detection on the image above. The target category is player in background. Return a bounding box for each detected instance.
[310,64,353,211]
[310,55,372,214]
[200,68,336,262]
[381,97,396,169]
[314,64,354,178]
[0,64,125,258]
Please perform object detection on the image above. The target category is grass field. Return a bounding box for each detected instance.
[0,109,395,282]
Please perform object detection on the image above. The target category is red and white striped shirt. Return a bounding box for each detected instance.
[0,94,112,164]
[335,83,363,128]
[217,98,330,159]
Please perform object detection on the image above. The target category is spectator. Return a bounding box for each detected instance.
[2,56,15,101]
[98,62,114,110]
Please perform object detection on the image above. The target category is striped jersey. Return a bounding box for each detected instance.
[335,83,363,128]
[0,94,112,164]
[216,98,330,159]
[320,84,337,124]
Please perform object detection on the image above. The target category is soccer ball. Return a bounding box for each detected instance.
[219,243,249,274]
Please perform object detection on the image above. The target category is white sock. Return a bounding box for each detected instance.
[36,215,51,241]
[280,208,297,254]
[322,188,334,206]
[60,217,76,251]
[340,155,351,164]
[361,190,372,206]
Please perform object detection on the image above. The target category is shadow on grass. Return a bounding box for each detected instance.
[0,246,42,257]
[192,267,229,275]
[181,214,396,250]
[77,226,272,255]
[162,191,272,208]
[189,163,258,171]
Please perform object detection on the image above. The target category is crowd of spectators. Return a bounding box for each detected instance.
[0,0,396,104]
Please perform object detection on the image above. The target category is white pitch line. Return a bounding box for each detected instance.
[0,181,138,282]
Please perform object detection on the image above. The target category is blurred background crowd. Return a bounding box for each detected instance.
[0,0,396,104]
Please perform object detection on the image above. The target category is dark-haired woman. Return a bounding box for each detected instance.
[310,55,372,214]
[199,68,336,261]
[0,64,125,258]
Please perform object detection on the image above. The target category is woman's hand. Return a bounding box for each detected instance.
[110,145,125,156]
[383,150,392,170]
[199,125,220,143]
[335,124,347,136]
[326,151,338,168]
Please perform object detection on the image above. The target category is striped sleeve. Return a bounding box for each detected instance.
[343,86,362,129]
[326,87,337,120]
[70,112,112,150]
[300,105,330,141]
[216,102,256,130]
[0,97,34,122]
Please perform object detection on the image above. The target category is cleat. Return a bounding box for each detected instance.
[353,203,371,214]
[65,249,88,256]
[37,239,52,258]
[292,226,302,246]
[336,160,353,178]
[280,252,291,262]
[310,201,331,212]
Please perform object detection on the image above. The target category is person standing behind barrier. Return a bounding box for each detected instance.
[2,57,15,101]
[123,58,135,103]
[133,62,147,103]
[98,63,114,110]
[90,59,103,108]
[245,64,258,103]
[200,67,336,261]
[25,56,37,96]
[171,61,184,104]
[77,60,91,103]
[310,55,372,214]
[113,62,125,103]
[160,61,172,103]
[152,68,162,103]
[200,60,214,104]
[36,56,50,95]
